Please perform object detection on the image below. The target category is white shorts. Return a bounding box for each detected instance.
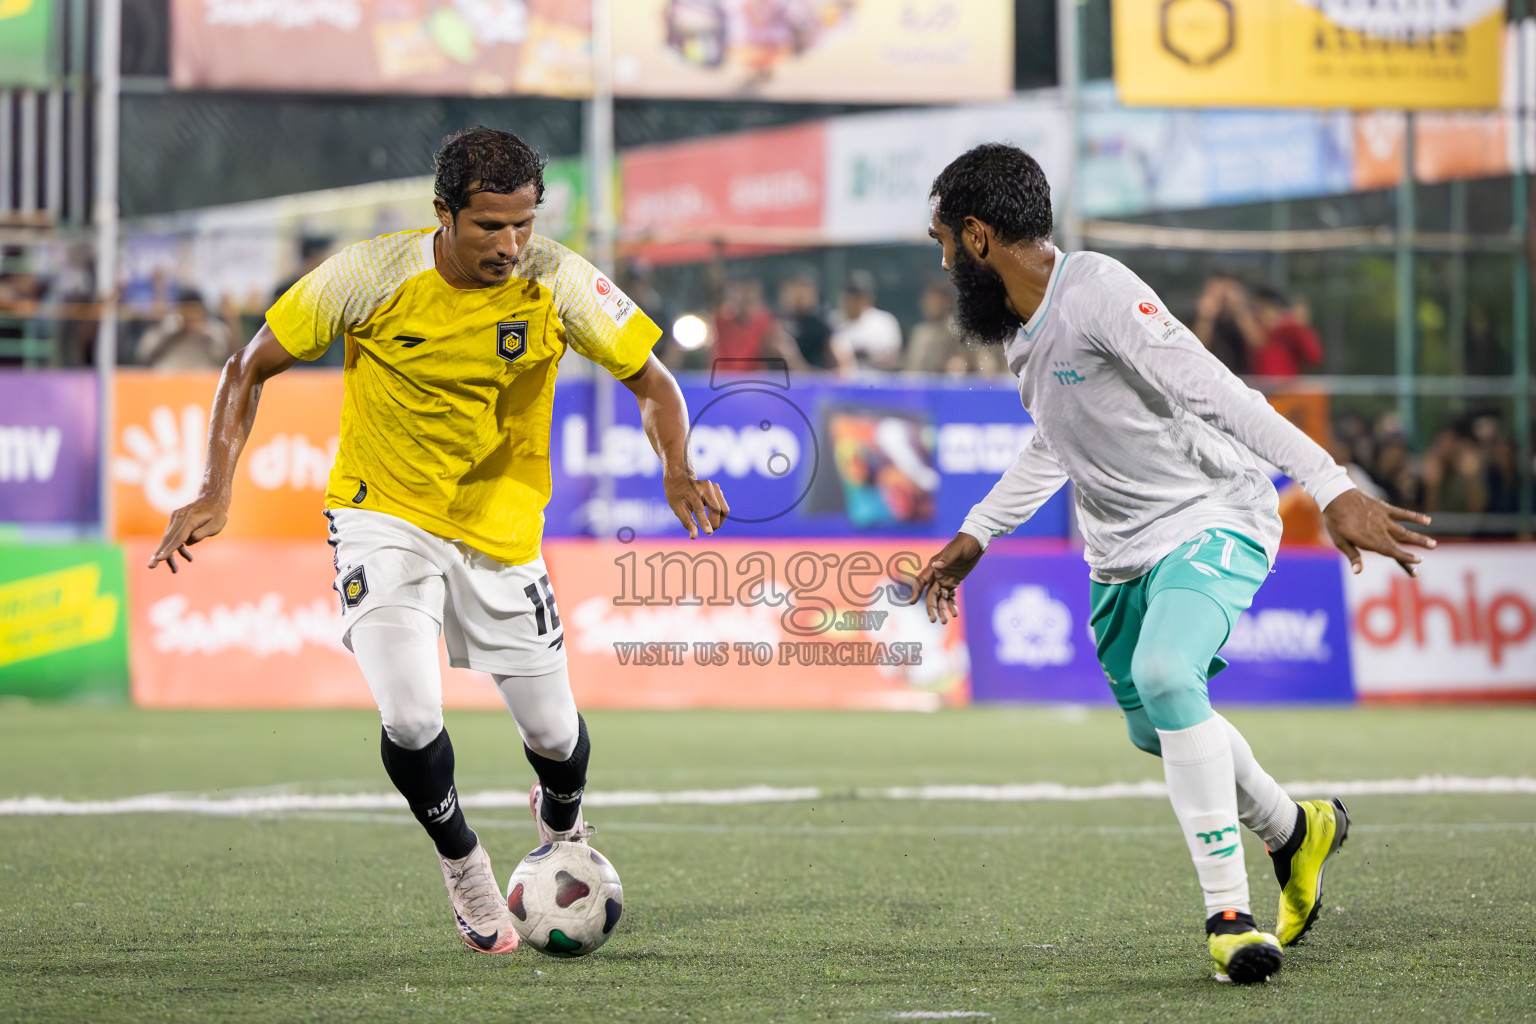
[325,508,566,677]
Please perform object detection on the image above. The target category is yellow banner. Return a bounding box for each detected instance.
[1114,0,1503,110]
[0,564,120,669]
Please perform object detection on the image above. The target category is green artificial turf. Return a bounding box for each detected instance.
[1,705,1532,1023]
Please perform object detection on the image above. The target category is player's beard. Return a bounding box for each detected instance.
[951,244,1023,346]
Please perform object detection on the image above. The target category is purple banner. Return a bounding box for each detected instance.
[0,371,99,524]
[965,542,1355,705]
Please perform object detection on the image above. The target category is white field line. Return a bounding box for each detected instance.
[0,775,1532,818]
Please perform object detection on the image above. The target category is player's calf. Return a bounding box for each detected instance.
[525,713,593,844]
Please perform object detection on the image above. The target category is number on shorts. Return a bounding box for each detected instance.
[524,574,561,636]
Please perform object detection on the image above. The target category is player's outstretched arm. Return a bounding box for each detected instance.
[619,353,730,540]
[907,532,984,624]
[147,324,298,572]
[1322,488,1435,577]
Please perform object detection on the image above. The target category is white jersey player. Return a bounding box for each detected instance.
[908,143,1435,984]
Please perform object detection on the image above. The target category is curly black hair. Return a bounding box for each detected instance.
[433,126,546,218]
[929,143,1052,246]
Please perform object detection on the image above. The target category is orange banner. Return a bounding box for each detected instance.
[125,539,501,710]
[1353,112,1509,192]
[112,370,343,540]
[543,539,970,711]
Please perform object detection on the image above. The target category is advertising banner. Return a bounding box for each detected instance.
[544,373,1072,541]
[1114,0,1503,110]
[823,99,1070,244]
[0,544,129,702]
[966,543,1354,705]
[112,370,343,540]
[1353,112,1510,192]
[124,539,502,709]
[0,371,99,525]
[621,122,826,261]
[542,538,968,710]
[610,0,1011,104]
[170,0,593,97]
[1346,544,1536,699]
[0,0,52,87]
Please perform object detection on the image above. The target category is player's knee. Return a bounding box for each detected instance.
[1130,645,1201,712]
[1123,709,1162,756]
[382,705,444,751]
[519,715,579,762]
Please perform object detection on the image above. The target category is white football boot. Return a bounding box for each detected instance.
[529,782,593,845]
[438,840,519,953]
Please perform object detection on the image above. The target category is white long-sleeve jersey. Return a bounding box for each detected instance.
[958,249,1354,584]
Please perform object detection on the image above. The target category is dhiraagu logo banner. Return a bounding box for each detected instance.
[0,0,54,88]
[0,544,130,701]
[1114,0,1503,110]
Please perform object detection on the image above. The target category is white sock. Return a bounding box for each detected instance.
[1158,716,1250,919]
[1219,714,1298,849]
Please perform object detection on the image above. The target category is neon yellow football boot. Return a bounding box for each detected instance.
[1206,911,1283,984]
[1269,797,1351,946]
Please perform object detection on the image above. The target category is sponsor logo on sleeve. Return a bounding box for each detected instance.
[1133,297,1187,345]
[591,274,638,328]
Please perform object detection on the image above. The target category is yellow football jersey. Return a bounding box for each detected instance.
[266,228,660,565]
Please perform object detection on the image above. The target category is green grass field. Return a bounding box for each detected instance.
[1,704,1532,1023]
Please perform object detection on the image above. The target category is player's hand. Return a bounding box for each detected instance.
[147,493,230,573]
[665,472,729,539]
[1323,488,1435,578]
[907,532,985,624]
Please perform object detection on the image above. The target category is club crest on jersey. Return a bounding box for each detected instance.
[497,321,529,362]
[340,566,368,609]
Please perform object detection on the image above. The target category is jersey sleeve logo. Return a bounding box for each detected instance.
[497,321,529,362]
[1133,297,1187,345]
[591,274,638,328]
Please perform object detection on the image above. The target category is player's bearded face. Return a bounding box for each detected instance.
[950,240,1022,346]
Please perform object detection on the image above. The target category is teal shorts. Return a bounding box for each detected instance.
[1088,530,1270,712]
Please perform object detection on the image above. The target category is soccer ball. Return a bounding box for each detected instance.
[506,842,624,957]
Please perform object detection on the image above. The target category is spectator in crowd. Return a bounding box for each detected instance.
[831,269,901,374]
[777,271,835,371]
[903,278,1009,375]
[1191,273,1261,375]
[135,288,234,371]
[1422,412,1520,515]
[712,276,805,368]
[1250,286,1324,378]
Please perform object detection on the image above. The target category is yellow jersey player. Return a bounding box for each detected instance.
[149,127,729,955]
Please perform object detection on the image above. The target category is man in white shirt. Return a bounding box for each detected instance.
[907,144,1436,985]
[830,269,903,373]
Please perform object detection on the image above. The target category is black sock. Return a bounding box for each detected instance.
[1206,910,1258,936]
[380,727,477,860]
[1268,804,1307,887]
[525,714,590,833]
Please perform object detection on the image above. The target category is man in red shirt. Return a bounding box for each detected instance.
[1251,287,1324,379]
[712,277,804,367]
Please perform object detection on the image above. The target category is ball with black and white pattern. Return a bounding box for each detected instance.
[506,841,624,957]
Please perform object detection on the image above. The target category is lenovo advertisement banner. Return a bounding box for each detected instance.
[112,370,343,540]
[965,543,1354,705]
[610,0,1012,104]
[0,544,130,702]
[545,373,1071,542]
[0,371,99,525]
[1345,545,1536,700]
[170,0,593,97]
